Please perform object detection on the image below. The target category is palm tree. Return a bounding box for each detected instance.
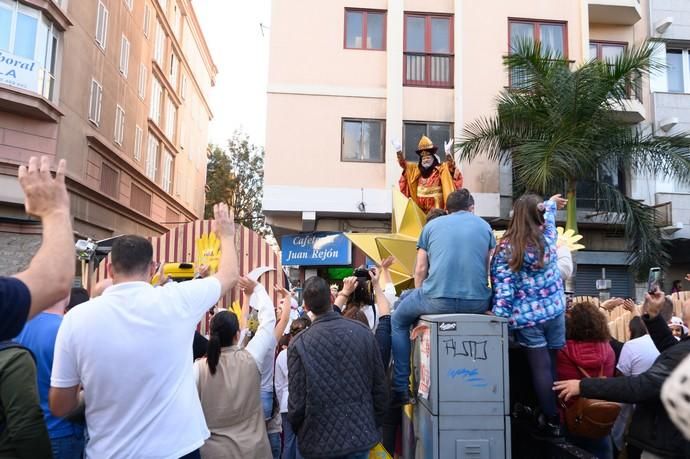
[457,40,690,273]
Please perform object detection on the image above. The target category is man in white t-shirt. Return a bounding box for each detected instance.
[49,203,239,459]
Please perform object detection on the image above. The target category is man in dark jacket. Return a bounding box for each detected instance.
[554,290,690,458]
[288,276,388,459]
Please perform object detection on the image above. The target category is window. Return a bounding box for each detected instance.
[404,14,453,88]
[124,0,133,12]
[114,105,125,145]
[134,125,143,160]
[509,19,566,87]
[149,77,162,124]
[172,3,180,37]
[100,163,119,198]
[403,122,453,161]
[138,63,147,99]
[143,3,150,37]
[119,35,130,77]
[161,149,173,193]
[575,160,626,210]
[0,2,60,99]
[180,73,187,99]
[88,78,103,125]
[95,1,108,49]
[341,119,385,163]
[170,52,178,87]
[509,19,566,55]
[165,98,176,140]
[146,134,159,180]
[589,41,625,62]
[130,184,151,216]
[153,21,165,64]
[344,9,385,50]
[667,49,686,93]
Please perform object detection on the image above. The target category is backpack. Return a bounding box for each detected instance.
[563,364,621,439]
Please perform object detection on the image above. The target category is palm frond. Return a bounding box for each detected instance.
[594,181,671,272]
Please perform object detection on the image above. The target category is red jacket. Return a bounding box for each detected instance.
[556,340,615,414]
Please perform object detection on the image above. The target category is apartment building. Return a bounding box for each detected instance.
[264,0,689,295]
[0,0,216,275]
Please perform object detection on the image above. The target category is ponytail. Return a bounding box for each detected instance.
[207,332,221,375]
[205,311,240,377]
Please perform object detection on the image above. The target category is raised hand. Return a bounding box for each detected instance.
[643,289,666,319]
[18,156,70,218]
[212,203,236,239]
[391,138,402,152]
[623,298,639,316]
[275,284,291,299]
[444,140,453,157]
[341,276,358,296]
[600,297,624,311]
[549,194,568,210]
[238,276,258,296]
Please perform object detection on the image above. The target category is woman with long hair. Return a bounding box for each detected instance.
[557,301,616,458]
[491,193,568,436]
[194,302,274,457]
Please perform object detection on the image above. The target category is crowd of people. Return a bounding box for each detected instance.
[1,155,690,459]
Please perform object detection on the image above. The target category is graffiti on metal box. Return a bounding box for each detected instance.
[442,338,488,361]
[447,367,489,388]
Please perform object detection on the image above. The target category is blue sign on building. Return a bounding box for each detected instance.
[281,232,352,266]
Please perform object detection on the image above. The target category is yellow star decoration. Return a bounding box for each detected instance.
[196,232,221,274]
[229,300,242,319]
[346,188,426,293]
[347,189,585,294]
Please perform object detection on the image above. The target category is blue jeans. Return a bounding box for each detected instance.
[513,313,565,349]
[391,288,489,392]
[261,390,274,420]
[281,413,303,459]
[268,432,281,459]
[51,432,85,459]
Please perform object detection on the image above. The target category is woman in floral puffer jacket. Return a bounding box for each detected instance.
[491,193,568,436]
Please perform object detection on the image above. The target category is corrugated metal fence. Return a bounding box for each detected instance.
[89,220,284,334]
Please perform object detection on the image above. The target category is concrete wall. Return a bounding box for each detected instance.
[651,0,690,41]
[0,232,41,276]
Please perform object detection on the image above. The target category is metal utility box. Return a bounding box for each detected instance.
[409,314,511,459]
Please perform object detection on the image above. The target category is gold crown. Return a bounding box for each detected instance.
[416,135,437,154]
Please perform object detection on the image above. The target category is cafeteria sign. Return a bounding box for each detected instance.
[0,50,38,93]
[281,232,351,266]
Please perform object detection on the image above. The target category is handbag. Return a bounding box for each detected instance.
[563,364,621,439]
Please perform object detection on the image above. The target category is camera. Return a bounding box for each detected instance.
[351,267,375,306]
[75,239,97,261]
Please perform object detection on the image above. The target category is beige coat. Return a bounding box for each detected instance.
[196,346,271,459]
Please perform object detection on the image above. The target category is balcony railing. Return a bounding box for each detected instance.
[404,52,454,88]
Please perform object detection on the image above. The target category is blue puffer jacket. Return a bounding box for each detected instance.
[490,199,566,330]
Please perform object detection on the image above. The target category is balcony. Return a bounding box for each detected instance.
[403,52,454,88]
[589,0,642,25]
[610,78,645,123]
[655,193,690,239]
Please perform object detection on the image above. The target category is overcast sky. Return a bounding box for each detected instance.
[193,0,271,147]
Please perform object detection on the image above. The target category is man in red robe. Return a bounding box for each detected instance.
[395,136,463,213]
